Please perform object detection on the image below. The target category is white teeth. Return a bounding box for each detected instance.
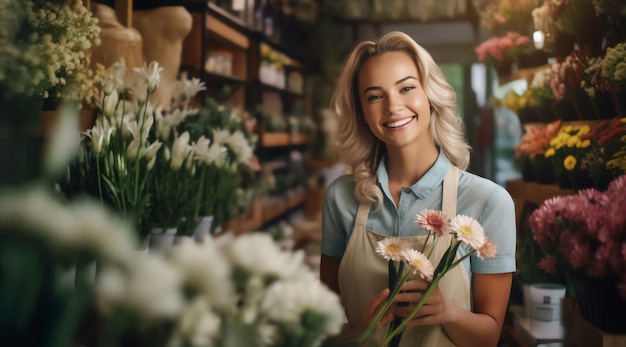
[386,117,414,128]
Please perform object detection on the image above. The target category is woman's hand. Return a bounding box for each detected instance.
[391,279,454,326]
[333,288,396,344]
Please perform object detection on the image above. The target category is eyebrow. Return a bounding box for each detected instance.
[362,76,418,95]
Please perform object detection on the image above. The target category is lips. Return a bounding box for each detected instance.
[384,116,416,128]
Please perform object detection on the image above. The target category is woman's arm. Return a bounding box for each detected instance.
[443,272,512,347]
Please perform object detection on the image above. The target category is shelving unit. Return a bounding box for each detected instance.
[180,1,314,236]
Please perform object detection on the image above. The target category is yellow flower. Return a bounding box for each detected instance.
[545,147,556,157]
[564,155,577,171]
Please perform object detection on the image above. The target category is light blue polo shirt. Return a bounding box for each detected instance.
[321,151,516,279]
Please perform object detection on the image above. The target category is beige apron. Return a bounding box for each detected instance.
[338,166,471,346]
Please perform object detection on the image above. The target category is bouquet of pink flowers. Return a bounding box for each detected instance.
[475,31,530,67]
[529,174,626,299]
[360,209,496,346]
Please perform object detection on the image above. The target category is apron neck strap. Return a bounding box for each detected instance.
[442,165,459,217]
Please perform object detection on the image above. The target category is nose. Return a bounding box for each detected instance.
[385,93,403,115]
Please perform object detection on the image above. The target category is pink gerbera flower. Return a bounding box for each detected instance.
[476,237,497,259]
[414,209,450,236]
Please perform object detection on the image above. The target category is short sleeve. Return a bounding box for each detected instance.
[320,176,355,258]
[471,184,517,274]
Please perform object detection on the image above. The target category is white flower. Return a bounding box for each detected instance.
[376,237,410,262]
[224,130,254,165]
[171,131,192,170]
[166,238,235,310]
[182,76,206,100]
[261,278,344,337]
[192,136,227,166]
[104,58,126,95]
[402,249,435,281]
[109,254,185,319]
[142,140,162,161]
[102,89,119,117]
[133,61,164,94]
[221,233,310,282]
[83,123,114,157]
[172,297,221,347]
[450,215,486,250]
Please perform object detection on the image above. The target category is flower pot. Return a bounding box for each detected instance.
[591,173,613,192]
[570,274,626,334]
[536,104,556,123]
[613,92,626,117]
[518,155,535,182]
[148,227,177,252]
[0,96,44,186]
[556,169,573,189]
[517,107,539,124]
[531,155,555,185]
[552,99,578,122]
[569,88,596,120]
[591,91,618,119]
[193,215,214,241]
[566,169,594,191]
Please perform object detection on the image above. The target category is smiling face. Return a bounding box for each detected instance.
[357,51,434,152]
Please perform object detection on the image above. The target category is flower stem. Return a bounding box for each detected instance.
[359,269,411,345]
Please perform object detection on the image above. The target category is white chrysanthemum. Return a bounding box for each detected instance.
[403,249,434,281]
[114,254,185,319]
[166,238,235,310]
[376,237,411,262]
[221,233,309,281]
[261,278,344,336]
[450,215,485,250]
[173,297,221,347]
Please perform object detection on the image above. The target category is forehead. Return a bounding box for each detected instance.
[358,51,420,90]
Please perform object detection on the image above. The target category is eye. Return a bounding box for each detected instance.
[366,94,382,102]
[400,86,415,93]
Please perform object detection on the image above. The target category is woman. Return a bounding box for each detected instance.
[320,31,516,347]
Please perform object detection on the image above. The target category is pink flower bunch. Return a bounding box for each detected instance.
[475,32,530,65]
[529,175,626,298]
[548,47,595,100]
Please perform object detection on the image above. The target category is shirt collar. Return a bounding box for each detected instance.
[377,150,451,200]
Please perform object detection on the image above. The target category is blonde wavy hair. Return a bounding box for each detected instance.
[330,31,470,209]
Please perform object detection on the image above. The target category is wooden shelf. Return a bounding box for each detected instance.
[506,178,574,227]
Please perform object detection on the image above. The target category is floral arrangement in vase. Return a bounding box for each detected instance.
[516,119,563,160]
[580,116,626,190]
[0,0,101,103]
[544,123,594,189]
[359,209,496,346]
[515,119,563,182]
[179,94,260,232]
[528,174,626,333]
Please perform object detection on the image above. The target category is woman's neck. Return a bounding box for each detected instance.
[385,144,439,187]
